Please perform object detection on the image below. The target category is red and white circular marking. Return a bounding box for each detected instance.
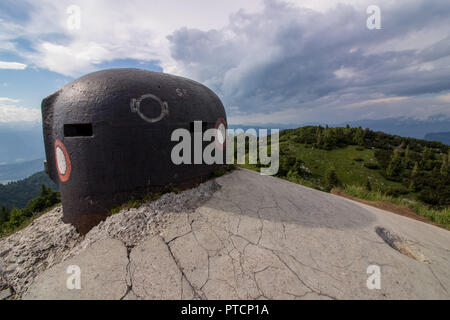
[215,118,227,150]
[54,139,71,182]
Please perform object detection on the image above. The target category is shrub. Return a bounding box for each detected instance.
[0,185,60,237]
[364,162,379,170]
[385,186,409,197]
[325,170,339,191]
[365,179,372,191]
[418,188,442,206]
[0,206,10,224]
[6,208,26,229]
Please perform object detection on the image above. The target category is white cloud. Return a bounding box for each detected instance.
[334,67,358,79]
[0,97,40,122]
[0,105,41,122]
[337,96,410,110]
[0,61,27,70]
[166,0,450,122]
[0,97,20,104]
[17,0,263,76]
[2,0,450,124]
[284,0,373,12]
[28,41,109,76]
[228,90,450,125]
[437,93,450,103]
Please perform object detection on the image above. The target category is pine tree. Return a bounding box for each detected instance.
[409,161,419,192]
[365,179,372,191]
[0,206,10,224]
[408,179,415,192]
[7,207,24,228]
[405,144,410,159]
[402,144,410,167]
[353,127,364,145]
[344,125,351,142]
[316,127,322,146]
[422,146,433,161]
[411,162,419,177]
[441,154,448,176]
[323,126,337,149]
[40,184,49,197]
[364,128,369,140]
[325,169,339,191]
[387,148,401,177]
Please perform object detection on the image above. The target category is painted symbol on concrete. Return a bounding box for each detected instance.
[215,118,227,150]
[130,93,169,123]
[176,88,188,97]
[54,139,71,182]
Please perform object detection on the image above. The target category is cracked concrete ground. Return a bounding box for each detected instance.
[22,169,450,299]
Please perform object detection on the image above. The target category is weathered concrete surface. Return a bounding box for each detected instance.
[129,236,183,299]
[0,180,219,297]
[0,207,81,296]
[21,169,450,299]
[0,287,12,300]
[23,239,128,300]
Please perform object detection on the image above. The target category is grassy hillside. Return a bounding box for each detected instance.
[0,184,60,237]
[279,144,404,189]
[0,171,58,209]
[242,125,450,227]
[0,171,60,237]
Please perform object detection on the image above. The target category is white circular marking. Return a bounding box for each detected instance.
[217,123,226,144]
[56,146,67,175]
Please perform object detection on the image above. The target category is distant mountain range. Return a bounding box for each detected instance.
[0,158,45,183]
[0,122,45,165]
[424,132,450,145]
[230,115,450,144]
[334,116,450,141]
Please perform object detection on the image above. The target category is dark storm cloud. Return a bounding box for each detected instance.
[167,0,450,118]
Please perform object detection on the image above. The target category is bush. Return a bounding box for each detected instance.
[21,185,60,217]
[364,162,379,170]
[0,185,60,237]
[325,170,339,191]
[6,207,26,229]
[374,149,392,169]
[418,188,442,206]
[385,186,409,197]
[365,180,372,191]
[0,206,10,224]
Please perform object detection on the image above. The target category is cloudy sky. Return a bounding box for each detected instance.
[0,0,449,125]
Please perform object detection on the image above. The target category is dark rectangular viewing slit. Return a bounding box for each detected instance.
[64,123,93,137]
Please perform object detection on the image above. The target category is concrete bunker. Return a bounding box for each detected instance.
[42,68,227,234]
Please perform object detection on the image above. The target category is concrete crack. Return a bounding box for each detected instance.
[164,238,202,300]
[120,244,138,300]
